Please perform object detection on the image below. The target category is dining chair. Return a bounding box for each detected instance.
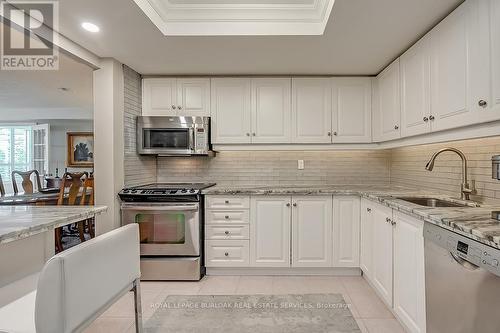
[11,170,42,194]
[0,174,5,197]
[80,176,95,239]
[55,172,88,252]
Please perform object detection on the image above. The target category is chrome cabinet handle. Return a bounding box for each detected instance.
[478,100,487,108]
[224,252,229,257]
[429,115,435,121]
[394,125,399,130]
[423,117,429,122]
[224,231,230,235]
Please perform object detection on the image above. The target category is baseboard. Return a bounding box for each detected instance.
[206,267,361,276]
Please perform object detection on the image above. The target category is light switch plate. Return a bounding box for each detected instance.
[298,160,304,170]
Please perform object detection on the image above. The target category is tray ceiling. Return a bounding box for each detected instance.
[133,0,335,35]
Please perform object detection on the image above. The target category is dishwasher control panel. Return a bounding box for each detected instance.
[424,223,500,277]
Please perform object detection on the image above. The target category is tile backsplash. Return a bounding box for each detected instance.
[391,136,500,204]
[123,66,156,186]
[156,150,391,186]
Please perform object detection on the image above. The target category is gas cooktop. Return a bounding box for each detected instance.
[118,183,215,202]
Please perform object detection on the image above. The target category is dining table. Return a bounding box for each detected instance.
[0,188,89,206]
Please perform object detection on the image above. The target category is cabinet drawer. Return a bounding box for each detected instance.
[205,224,250,240]
[206,196,250,209]
[206,210,249,224]
[205,240,250,267]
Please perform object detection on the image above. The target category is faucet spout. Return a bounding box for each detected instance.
[425,147,475,200]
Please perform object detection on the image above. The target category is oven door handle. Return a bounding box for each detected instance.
[121,204,199,211]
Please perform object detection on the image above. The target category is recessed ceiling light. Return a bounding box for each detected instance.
[81,22,100,33]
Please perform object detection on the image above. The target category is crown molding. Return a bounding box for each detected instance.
[133,0,335,35]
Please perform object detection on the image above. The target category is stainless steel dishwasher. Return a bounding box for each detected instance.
[424,223,500,333]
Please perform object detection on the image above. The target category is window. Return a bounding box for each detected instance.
[0,126,32,183]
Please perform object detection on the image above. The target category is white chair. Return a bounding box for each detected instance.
[0,224,142,333]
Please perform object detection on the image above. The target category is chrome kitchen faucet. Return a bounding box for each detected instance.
[425,147,476,200]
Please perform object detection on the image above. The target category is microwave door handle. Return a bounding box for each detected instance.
[189,128,195,151]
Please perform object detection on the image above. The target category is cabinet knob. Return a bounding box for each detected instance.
[246,133,250,136]
[286,203,291,207]
[391,220,397,226]
[327,132,332,136]
[225,215,229,219]
[333,132,338,136]
[367,207,371,212]
[429,115,435,121]
[423,117,429,122]
[394,125,399,130]
[224,231,230,235]
[172,105,176,109]
[224,252,229,257]
[386,217,391,223]
[478,100,487,108]
[225,200,229,204]
[178,105,182,110]
[293,203,297,207]
[252,133,256,136]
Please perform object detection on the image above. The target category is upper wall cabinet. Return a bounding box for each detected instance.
[485,0,500,120]
[211,78,252,144]
[142,78,210,116]
[400,36,432,138]
[251,78,292,143]
[373,59,401,142]
[332,78,372,143]
[291,78,332,143]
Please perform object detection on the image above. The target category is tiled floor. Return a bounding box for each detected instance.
[83,275,406,333]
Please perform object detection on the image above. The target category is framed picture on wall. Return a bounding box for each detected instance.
[67,132,94,167]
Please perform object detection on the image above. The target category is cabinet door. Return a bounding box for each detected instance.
[250,197,291,267]
[176,78,210,116]
[332,196,360,267]
[291,196,333,267]
[371,203,394,307]
[430,0,486,131]
[332,78,372,143]
[210,78,252,143]
[373,59,401,142]
[251,78,291,143]
[393,212,426,333]
[142,78,177,116]
[485,0,500,120]
[291,78,332,143]
[360,199,374,279]
[400,36,432,138]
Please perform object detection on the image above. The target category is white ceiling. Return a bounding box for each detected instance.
[133,0,335,36]
[55,0,463,75]
[0,24,94,121]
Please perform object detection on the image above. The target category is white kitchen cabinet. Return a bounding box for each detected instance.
[332,78,372,143]
[250,197,291,267]
[393,212,426,333]
[291,196,333,267]
[400,36,432,137]
[142,78,210,116]
[332,196,360,267]
[373,59,401,142]
[291,78,332,143]
[142,78,177,116]
[205,240,250,267]
[251,78,291,143]
[371,203,394,307]
[484,0,500,121]
[210,78,252,144]
[176,78,211,116]
[429,0,487,131]
[360,199,374,279]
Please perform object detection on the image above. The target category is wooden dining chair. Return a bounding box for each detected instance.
[55,172,88,253]
[11,170,42,194]
[0,174,5,197]
[80,176,95,239]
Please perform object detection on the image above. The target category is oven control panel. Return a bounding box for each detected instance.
[424,222,500,277]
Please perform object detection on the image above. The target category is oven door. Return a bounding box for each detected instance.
[138,127,194,155]
[121,203,200,256]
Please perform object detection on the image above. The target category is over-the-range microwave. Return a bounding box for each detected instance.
[137,116,213,156]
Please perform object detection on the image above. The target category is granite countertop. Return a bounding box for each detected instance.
[202,185,500,250]
[0,206,108,244]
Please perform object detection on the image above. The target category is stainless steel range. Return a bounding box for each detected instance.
[119,183,215,281]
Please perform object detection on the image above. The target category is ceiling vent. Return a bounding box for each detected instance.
[133,0,335,36]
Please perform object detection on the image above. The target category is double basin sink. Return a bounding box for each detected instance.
[394,197,472,208]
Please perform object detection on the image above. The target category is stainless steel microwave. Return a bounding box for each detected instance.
[137,116,212,156]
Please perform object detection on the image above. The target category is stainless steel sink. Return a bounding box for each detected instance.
[395,197,468,207]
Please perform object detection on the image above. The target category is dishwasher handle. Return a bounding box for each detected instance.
[449,251,480,271]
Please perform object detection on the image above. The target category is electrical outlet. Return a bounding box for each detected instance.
[298,160,305,170]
